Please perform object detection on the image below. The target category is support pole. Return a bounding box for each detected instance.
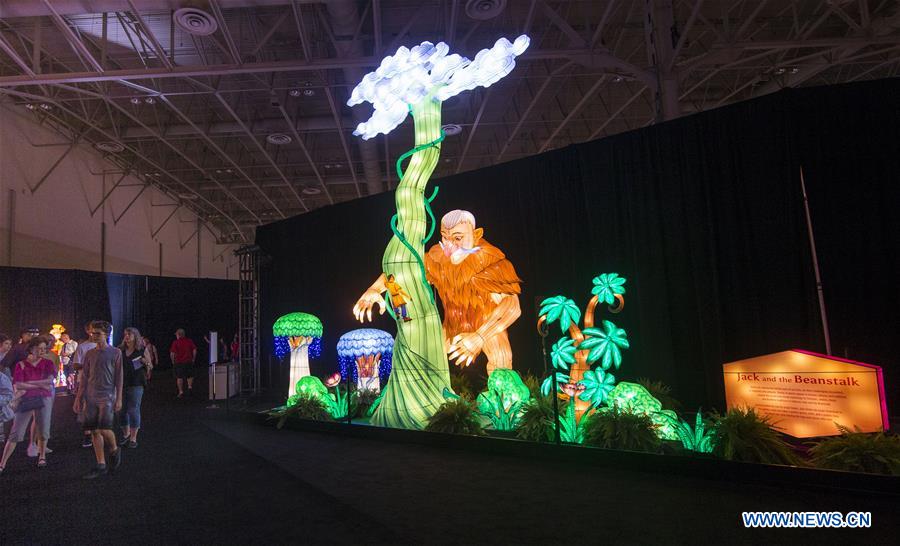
[100,221,106,272]
[800,167,832,355]
[6,189,15,265]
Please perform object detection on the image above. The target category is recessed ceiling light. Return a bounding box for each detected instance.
[266,133,292,145]
[441,123,462,136]
[289,89,302,97]
[465,0,507,20]
[302,187,322,195]
[178,193,199,200]
[144,97,155,104]
[130,97,141,104]
[39,103,52,110]
[173,7,218,36]
[95,141,125,153]
[302,88,316,97]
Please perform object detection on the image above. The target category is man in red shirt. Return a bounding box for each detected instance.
[169,329,197,398]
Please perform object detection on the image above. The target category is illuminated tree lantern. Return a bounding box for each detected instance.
[538,273,629,424]
[287,375,330,407]
[349,34,531,430]
[336,328,394,393]
[475,369,531,431]
[602,382,679,441]
[273,312,323,398]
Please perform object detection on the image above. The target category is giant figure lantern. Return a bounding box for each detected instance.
[273,312,323,398]
[350,35,530,429]
[336,328,394,393]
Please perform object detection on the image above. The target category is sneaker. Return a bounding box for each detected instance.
[127,440,138,449]
[118,436,130,447]
[110,448,123,472]
[82,465,108,479]
[82,436,93,448]
[27,443,38,458]
[45,446,53,454]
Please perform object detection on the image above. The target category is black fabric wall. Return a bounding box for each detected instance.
[0,267,238,368]
[256,78,899,411]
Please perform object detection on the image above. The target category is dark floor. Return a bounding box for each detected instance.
[1,372,897,545]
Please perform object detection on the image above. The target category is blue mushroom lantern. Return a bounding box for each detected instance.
[336,328,393,393]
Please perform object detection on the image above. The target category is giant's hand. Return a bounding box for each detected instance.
[354,288,387,322]
[448,332,485,368]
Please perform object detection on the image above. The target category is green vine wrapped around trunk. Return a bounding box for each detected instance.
[370,98,451,429]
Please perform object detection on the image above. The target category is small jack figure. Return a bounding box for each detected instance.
[384,274,413,322]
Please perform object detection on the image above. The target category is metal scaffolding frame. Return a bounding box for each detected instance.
[236,244,261,395]
[0,0,896,243]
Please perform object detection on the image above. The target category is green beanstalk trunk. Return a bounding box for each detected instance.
[370,97,450,429]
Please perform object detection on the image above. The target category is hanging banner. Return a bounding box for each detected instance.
[723,350,889,438]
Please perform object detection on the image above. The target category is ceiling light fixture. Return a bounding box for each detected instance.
[289,89,302,97]
[173,8,218,36]
[302,187,322,195]
[465,0,507,21]
[441,123,462,136]
[130,97,141,104]
[266,133,292,145]
[144,97,155,104]
[95,141,125,153]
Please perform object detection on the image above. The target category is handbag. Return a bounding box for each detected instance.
[15,395,44,413]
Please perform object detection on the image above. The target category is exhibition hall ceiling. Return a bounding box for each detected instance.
[0,0,898,242]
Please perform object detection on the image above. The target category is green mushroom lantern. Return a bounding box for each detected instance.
[273,312,323,398]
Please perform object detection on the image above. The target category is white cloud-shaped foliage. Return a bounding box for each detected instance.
[347,35,531,140]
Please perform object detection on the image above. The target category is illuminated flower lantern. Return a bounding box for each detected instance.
[349,35,530,430]
[273,312,323,398]
[336,328,394,393]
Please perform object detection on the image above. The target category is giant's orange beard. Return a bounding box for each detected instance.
[425,238,522,340]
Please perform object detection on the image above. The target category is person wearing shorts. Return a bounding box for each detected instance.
[0,337,55,473]
[74,321,123,479]
[169,329,196,398]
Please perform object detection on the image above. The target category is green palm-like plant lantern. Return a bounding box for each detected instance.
[538,273,629,424]
[348,35,530,430]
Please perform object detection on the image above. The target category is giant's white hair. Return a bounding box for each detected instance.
[441,210,476,230]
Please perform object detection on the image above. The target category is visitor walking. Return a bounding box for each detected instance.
[118,327,151,448]
[0,334,11,377]
[59,332,78,392]
[25,336,58,458]
[0,327,39,371]
[230,334,240,363]
[142,337,158,383]
[74,321,124,480]
[170,329,197,398]
[0,365,13,447]
[0,337,56,473]
[72,322,97,448]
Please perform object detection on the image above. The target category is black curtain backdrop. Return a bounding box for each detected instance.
[256,79,899,412]
[0,267,238,369]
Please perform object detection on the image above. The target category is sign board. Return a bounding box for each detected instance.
[723,350,889,438]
